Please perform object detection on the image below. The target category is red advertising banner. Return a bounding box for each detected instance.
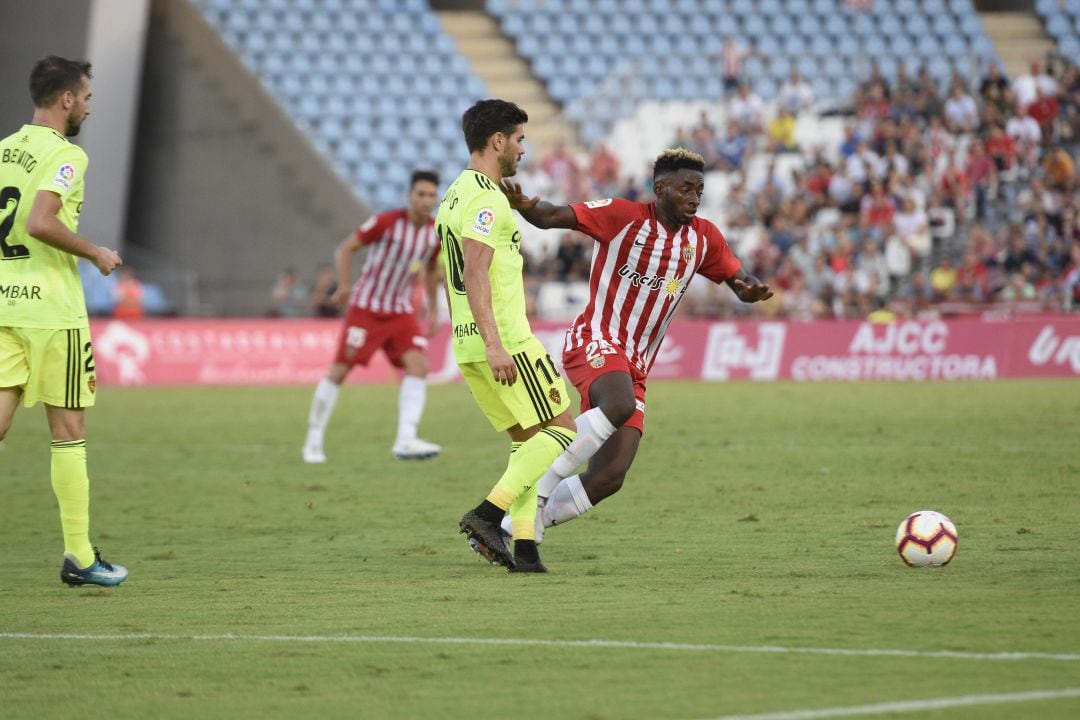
[88,316,1080,387]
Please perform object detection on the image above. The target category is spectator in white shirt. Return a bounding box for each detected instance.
[1011,60,1058,112]
[778,70,815,115]
[943,84,979,134]
[892,196,932,267]
[729,83,765,134]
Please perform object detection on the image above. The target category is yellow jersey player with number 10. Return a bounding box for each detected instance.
[0,56,127,587]
[436,99,577,573]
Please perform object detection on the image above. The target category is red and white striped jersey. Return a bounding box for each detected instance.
[565,199,741,374]
[349,208,440,314]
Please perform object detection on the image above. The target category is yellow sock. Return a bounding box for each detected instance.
[509,483,540,541]
[50,440,94,568]
[485,427,576,515]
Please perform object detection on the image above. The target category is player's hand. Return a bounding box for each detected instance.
[426,309,439,338]
[331,286,350,307]
[731,277,774,303]
[486,344,517,386]
[93,246,122,276]
[499,180,539,211]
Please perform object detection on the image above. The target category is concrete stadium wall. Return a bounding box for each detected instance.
[124,0,368,316]
[0,2,90,135]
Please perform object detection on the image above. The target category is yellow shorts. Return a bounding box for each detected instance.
[460,335,571,432]
[0,326,97,408]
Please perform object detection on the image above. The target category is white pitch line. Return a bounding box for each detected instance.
[698,687,1080,720]
[1,632,1079,662]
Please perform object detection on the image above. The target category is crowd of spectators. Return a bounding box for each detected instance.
[515,54,1080,321]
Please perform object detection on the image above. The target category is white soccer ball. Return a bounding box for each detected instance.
[895,510,958,567]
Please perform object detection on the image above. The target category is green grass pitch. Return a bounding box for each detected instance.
[1,379,1078,719]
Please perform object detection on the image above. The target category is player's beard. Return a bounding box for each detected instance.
[65,110,84,137]
[498,149,518,178]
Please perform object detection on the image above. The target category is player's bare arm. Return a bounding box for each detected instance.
[462,237,517,386]
[331,232,362,306]
[26,189,120,275]
[499,180,578,230]
[727,268,774,303]
[423,260,443,337]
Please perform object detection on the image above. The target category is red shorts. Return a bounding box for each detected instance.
[333,307,426,368]
[562,341,647,433]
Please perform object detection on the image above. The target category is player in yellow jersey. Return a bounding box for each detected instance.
[0,56,127,587]
[436,99,616,573]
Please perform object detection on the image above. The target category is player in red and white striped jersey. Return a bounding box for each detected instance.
[303,171,444,463]
[500,149,772,537]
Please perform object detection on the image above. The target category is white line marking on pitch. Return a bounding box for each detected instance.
[0,633,1078,662]
[697,687,1080,720]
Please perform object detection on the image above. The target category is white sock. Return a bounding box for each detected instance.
[305,378,340,448]
[542,474,593,527]
[396,375,427,445]
[536,408,617,500]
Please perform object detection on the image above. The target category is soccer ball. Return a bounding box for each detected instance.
[895,510,958,567]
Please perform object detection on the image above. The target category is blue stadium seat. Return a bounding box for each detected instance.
[933,14,959,37]
[809,34,833,56]
[770,56,792,80]
[905,14,930,36]
[783,35,807,56]
[852,14,876,36]
[943,34,970,58]
[754,35,780,55]
[889,34,916,57]
[743,15,767,36]
[916,35,942,56]
[834,34,860,57]
[800,15,823,37]
[824,14,849,37]
[785,0,811,15]
[960,14,984,38]
[877,13,902,36]
[771,14,796,36]
[797,55,820,79]
[822,55,847,79]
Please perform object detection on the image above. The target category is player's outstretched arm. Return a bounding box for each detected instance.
[26,190,121,275]
[499,180,578,230]
[726,269,774,303]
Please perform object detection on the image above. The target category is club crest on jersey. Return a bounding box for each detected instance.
[472,208,495,237]
[87,375,96,395]
[584,198,613,209]
[548,387,562,405]
[53,163,76,190]
[682,242,695,264]
[588,354,606,369]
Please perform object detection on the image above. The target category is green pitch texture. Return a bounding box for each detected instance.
[1,380,1078,719]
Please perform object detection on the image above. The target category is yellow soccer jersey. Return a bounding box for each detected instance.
[435,169,531,363]
[0,124,89,328]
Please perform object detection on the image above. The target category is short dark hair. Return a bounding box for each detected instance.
[653,148,705,181]
[410,169,440,188]
[29,56,92,108]
[461,99,528,153]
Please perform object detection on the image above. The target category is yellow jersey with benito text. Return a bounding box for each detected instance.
[0,124,89,329]
[435,168,531,363]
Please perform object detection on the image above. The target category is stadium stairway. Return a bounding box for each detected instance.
[979,10,1056,78]
[436,10,579,154]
